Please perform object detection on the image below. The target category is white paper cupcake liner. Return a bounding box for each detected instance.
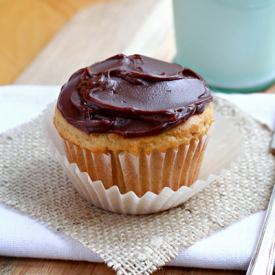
[62,135,208,196]
[43,103,242,214]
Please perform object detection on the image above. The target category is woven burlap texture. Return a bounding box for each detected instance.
[0,96,274,274]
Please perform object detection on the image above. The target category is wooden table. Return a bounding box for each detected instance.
[0,257,246,275]
[1,0,275,274]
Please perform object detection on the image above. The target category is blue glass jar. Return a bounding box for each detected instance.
[173,0,275,92]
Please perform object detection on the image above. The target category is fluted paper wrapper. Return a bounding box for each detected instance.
[43,103,242,214]
[63,136,208,195]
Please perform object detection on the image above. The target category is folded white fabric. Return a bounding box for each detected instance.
[0,85,274,270]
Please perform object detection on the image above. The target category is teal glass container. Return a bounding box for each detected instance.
[173,0,275,93]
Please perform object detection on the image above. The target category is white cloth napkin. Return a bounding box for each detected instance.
[0,85,274,270]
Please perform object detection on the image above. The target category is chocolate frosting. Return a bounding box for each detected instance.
[57,54,212,138]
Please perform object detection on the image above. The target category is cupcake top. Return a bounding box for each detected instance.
[57,54,212,138]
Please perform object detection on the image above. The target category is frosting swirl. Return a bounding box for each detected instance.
[57,54,212,137]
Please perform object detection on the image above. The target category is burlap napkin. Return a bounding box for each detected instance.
[0,96,274,274]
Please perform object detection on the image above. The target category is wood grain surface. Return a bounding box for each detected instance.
[15,0,175,85]
[0,0,101,84]
[0,257,245,275]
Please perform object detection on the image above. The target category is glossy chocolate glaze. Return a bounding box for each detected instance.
[57,54,212,137]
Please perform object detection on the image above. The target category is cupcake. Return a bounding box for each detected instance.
[54,54,213,197]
